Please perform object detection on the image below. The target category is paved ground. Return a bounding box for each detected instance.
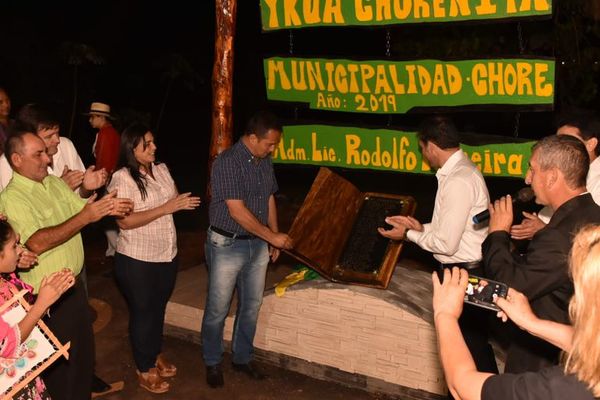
[84,218,397,400]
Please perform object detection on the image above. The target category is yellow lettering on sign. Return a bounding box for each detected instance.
[267,60,291,90]
[335,64,348,93]
[470,62,551,97]
[388,65,406,94]
[360,65,375,93]
[483,150,493,174]
[449,0,471,16]
[516,62,533,95]
[264,0,280,28]
[393,0,412,19]
[471,152,482,171]
[447,64,462,94]
[346,134,361,165]
[355,0,373,21]
[534,63,553,97]
[413,0,431,18]
[347,64,360,93]
[274,138,307,161]
[376,0,392,21]
[508,154,523,176]
[311,141,336,161]
[303,0,321,24]
[405,65,418,94]
[493,152,506,175]
[417,65,432,95]
[316,92,327,108]
[323,0,344,23]
[307,61,326,91]
[291,60,307,90]
[325,62,336,92]
[475,0,496,15]
[375,65,392,94]
[534,0,551,11]
[504,64,517,95]
[284,0,302,26]
[432,0,445,18]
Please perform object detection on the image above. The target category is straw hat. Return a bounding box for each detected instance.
[85,102,112,118]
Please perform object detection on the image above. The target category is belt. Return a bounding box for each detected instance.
[209,226,254,240]
[440,261,482,270]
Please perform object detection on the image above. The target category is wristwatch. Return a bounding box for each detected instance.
[403,229,410,241]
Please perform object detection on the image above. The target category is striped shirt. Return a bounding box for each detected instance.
[209,139,278,234]
[108,163,177,262]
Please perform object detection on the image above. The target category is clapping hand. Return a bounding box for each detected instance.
[36,269,76,309]
[61,166,85,191]
[81,166,108,191]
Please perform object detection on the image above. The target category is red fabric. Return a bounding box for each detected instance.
[94,123,120,173]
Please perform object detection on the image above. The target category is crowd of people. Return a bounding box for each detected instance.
[1,80,600,400]
[380,113,600,399]
[0,88,203,398]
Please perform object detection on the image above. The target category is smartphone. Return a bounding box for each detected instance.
[464,275,508,312]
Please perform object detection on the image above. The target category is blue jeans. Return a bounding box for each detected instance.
[201,228,269,366]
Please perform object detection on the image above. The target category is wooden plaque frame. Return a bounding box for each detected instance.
[284,167,416,289]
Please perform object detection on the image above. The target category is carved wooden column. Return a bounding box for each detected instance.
[208,0,237,197]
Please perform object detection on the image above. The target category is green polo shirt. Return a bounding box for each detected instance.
[0,172,87,293]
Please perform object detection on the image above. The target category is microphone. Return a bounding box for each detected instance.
[472,187,535,224]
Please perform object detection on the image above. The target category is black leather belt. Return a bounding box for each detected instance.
[440,261,482,270]
[209,226,254,240]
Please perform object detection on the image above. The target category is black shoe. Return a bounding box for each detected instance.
[206,365,224,388]
[232,361,267,380]
[92,374,111,393]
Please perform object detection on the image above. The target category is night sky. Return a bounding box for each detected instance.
[1,1,597,220]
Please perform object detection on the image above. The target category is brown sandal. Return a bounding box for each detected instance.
[156,354,177,378]
[137,368,170,394]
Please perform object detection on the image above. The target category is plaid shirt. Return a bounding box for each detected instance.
[108,163,177,262]
[209,139,278,234]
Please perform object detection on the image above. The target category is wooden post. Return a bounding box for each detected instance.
[208,0,237,198]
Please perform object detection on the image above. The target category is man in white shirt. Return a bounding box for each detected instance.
[379,115,497,377]
[510,113,600,239]
[0,104,106,194]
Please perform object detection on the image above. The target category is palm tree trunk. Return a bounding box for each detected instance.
[208,0,237,199]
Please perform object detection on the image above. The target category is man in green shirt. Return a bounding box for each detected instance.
[0,129,133,399]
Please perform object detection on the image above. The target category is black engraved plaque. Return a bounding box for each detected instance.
[339,196,404,274]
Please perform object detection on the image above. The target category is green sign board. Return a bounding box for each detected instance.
[273,124,534,178]
[265,57,554,113]
[260,0,553,31]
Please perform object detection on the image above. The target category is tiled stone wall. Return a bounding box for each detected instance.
[252,287,446,396]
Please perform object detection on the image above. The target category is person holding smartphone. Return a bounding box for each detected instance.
[433,223,600,400]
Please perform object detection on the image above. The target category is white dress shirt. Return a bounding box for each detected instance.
[0,137,85,191]
[538,156,600,223]
[406,149,490,263]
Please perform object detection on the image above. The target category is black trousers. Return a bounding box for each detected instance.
[43,276,94,400]
[114,253,178,372]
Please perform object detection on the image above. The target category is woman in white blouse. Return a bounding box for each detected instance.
[108,123,200,394]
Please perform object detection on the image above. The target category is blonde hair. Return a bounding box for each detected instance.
[564,224,600,396]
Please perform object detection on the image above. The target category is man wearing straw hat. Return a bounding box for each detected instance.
[86,102,120,259]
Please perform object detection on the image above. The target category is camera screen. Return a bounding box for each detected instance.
[464,275,507,311]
